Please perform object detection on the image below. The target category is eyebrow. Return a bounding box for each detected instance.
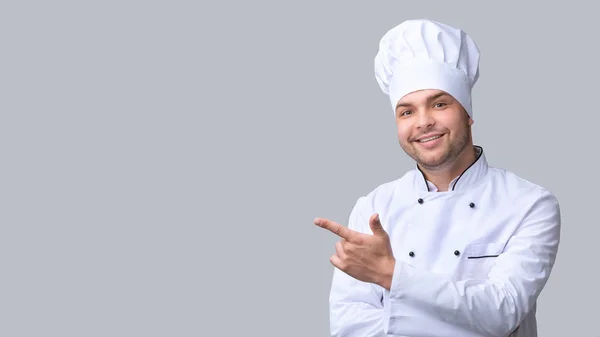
[396,92,451,109]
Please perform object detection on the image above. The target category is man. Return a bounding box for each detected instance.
[314,19,561,337]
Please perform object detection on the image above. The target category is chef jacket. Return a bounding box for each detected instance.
[329,146,561,337]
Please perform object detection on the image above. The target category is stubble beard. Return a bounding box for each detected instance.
[402,124,471,171]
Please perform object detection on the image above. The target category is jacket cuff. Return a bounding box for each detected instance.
[382,261,410,333]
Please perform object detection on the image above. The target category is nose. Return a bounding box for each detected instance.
[416,109,435,129]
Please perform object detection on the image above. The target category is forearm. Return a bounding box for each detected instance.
[384,262,524,337]
[331,303,387,337]
[330,268,387,337]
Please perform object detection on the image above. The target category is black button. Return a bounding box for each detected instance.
[418,198,424,204]
[469,202,475,208]
[454,250,460,256]
[408,251,415,257]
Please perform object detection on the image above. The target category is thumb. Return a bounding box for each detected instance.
[369,213,386,236]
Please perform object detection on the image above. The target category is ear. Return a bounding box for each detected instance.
[463,108,473,125]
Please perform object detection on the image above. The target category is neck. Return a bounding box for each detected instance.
[419,146,477,192]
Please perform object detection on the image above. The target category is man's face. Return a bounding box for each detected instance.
[395,89,473,170]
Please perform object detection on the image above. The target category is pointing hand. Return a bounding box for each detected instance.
[314,213,395,290]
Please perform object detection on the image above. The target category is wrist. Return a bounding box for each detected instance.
[379,257,395,290]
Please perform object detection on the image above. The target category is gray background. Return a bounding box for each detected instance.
[0,1,595,336]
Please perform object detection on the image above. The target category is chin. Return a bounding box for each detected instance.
[418,158,446,169]
[414,151,451,169]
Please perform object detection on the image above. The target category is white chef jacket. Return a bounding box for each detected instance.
[329,146,561,337]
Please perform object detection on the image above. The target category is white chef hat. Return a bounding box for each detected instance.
[374,19,480,118]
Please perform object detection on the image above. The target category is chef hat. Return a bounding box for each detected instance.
[374,19,480,118]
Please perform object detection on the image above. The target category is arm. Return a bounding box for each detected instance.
[329,197,388,337]
[330,266,387,336]
[383,190,561,337]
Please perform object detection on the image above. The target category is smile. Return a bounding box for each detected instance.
[417,135,443,143]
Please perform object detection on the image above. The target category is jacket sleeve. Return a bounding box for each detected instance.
[329,196,388,337]
[382,190,561,337]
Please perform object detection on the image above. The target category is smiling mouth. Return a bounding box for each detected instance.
[417,134,443,143]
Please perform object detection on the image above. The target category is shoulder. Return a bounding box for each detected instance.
[367,169,416,199]
[488,166,556,195]
[350,170,416,216]
[486,166,560,212]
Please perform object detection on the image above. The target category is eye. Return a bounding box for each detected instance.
[434,102,447,108]
[399,110,413,117]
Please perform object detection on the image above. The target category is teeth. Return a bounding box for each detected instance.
[419,135,441,142]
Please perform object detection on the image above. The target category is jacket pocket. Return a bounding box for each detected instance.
[464,242,505,259]
[458,242,505,279]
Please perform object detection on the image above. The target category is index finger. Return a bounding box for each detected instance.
[314,218,355,241]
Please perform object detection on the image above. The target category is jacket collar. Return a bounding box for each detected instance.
[414,146,488,192]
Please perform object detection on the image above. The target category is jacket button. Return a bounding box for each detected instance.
[409,251,415,257]
[469,202,475,208]
[454,250,460,256]
[418,198,424,204]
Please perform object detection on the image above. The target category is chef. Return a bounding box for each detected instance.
[314,19,561,337]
